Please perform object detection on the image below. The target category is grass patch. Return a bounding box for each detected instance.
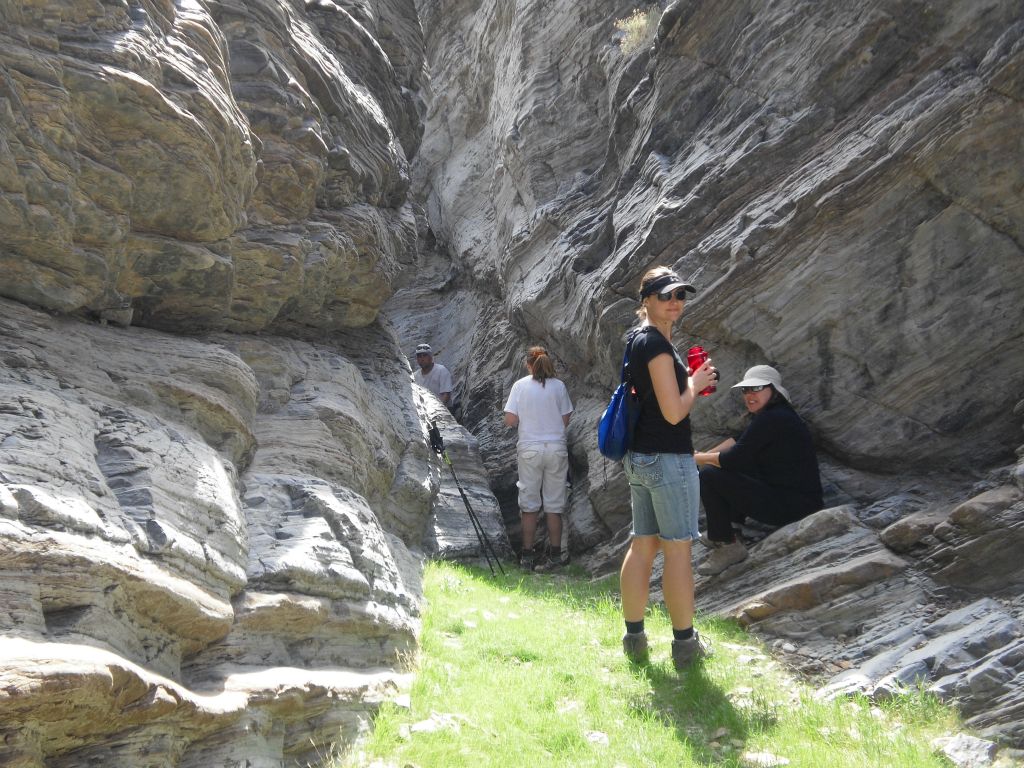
[337,561,962,767]
[614,6,661,55]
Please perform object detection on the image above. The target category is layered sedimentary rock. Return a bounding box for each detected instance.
[0,0,420,333]
[0,298,438,765]
[691,475,1024,746]
[0,0,479,764]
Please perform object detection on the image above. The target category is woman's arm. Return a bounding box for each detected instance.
[504,412,519,428]
[694,437,736,467]
[712,412,777,472]
[694,452,719,468]
[649,354,715,425]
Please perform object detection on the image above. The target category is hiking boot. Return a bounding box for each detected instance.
[519,548,537,571]
[622,632,649,665]
[534,551,569,573]
[671,630,710,670]
[697,540,748,576]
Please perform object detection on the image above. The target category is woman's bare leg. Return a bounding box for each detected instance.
[620,536,659,621]
[660,539,695,629]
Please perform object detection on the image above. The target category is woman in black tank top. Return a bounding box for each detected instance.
[618,266,718,671]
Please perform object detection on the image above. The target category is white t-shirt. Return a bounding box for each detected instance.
[504,376,573,446]
[414,363,453,399]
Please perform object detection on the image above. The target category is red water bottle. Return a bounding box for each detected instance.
[686,345,716,396]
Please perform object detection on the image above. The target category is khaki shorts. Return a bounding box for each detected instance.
[516,441,569,514]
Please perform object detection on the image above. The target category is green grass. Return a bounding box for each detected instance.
[337,561,961,767]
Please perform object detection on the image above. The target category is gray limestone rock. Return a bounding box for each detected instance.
[419,394,512,564]
[923,487,1024,592]
[932,734,998,768]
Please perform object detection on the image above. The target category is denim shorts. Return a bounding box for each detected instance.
[624,451,700,541]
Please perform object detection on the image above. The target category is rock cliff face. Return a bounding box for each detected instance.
[2,0,1024,762]
[1,0,420,333]
[0,299,434,765]
[407,0,1024,530]
[0,0,468,764]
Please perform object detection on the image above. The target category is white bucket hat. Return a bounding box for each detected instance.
[731,365,790,402]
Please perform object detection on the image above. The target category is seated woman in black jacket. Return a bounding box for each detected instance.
[694,365,823,576]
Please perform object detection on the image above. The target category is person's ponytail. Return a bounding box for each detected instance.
[527,346,556,386]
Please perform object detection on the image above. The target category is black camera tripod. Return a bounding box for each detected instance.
[428,421,506,576]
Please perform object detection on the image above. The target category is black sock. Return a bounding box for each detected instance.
[625,620,645,635]
[548,547,560,557]
[673,627,694,641]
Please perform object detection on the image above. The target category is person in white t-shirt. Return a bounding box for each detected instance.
[413,343,453,408]
[503,346,574,571]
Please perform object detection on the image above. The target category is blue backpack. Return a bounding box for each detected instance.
[597,330,644,460]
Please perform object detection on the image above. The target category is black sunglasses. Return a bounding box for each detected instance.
[655,288,690,302]
[740,385,768,394]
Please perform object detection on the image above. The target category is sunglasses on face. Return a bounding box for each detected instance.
[655,288,690,302]
[741,385,767,394]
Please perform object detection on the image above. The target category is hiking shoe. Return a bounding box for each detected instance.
[534,552,569,573]
[671,630,710,670]
[622,632,649,665]
[697,540,748,576]
[519,548,537,571]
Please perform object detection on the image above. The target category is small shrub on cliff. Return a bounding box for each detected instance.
[614,5,661,55]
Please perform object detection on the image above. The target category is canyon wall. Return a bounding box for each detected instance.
[404,0,1024,540]
[0,0,485,764]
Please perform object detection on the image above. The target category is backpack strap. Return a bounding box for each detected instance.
[617,333,634,385]
[620,326,650,385]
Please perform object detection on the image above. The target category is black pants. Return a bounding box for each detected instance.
[700,465,811,543]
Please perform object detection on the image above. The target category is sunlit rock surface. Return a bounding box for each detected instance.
[0,0,453,761]
[0,0,420,333]
[0,298,440,764]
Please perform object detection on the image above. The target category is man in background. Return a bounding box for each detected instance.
[413,343,453,408]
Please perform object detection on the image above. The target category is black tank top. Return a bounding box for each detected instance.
[627,327,693,454]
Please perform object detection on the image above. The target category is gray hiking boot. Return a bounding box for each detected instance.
[622,632,649,665]
[671,630,710,670]
[697,540,748,576]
